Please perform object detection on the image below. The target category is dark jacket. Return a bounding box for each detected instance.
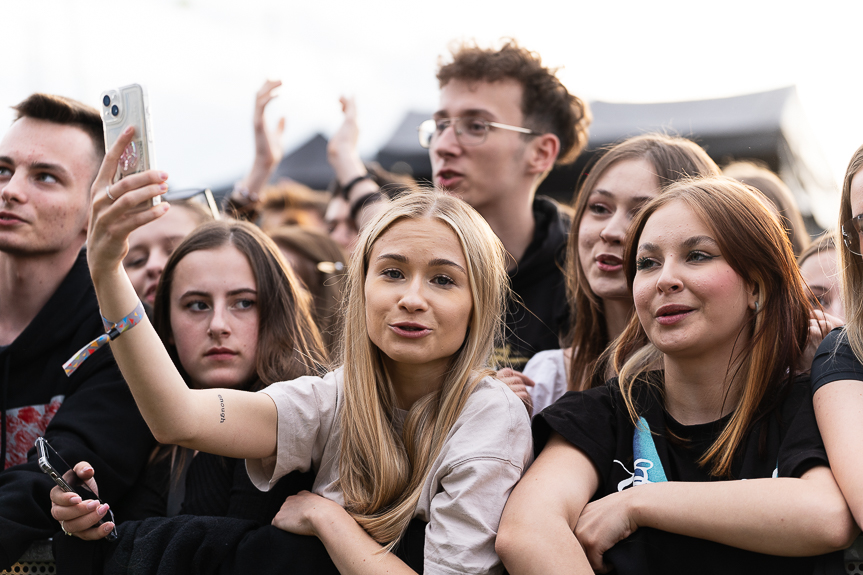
[500,196,570,370]
[0,249,154,569]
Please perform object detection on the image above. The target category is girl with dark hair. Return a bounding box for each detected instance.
[514,134,719,415]
[498,177,855,574]
[50,219,326,573]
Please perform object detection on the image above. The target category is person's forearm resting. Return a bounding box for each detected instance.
[496,434,597,575]
[622,465,857,555]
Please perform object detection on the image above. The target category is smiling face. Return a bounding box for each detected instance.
[431,79,535,213]
[364,217,473,379]
[125,205,201,306]
[169,245,259,389]
[633,200,756,360]
[578,158,662,301]
[0,117,97,257]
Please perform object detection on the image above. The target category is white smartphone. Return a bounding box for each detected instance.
[35,437,118,541]
[100,83,160,209]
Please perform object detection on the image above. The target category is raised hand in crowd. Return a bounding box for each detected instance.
[228,79,285,212]
[326,97,383,231]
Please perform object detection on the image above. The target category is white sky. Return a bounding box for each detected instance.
[3,0,861,223]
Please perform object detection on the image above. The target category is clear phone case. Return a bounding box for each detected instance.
[100,84,158,202]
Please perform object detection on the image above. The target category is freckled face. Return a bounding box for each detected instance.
[0,118,97,255]
[169,245,259,389]
[633,201,755,360]
[364,218,473,377]
[578,158,662,301]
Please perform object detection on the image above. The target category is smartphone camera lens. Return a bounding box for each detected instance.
[111,105,120,117]
[102,95,110,107]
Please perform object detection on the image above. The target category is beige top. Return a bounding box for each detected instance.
[246,368,533,575]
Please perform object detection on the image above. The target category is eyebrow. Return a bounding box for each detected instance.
[428,257,467,274]
[433,108,495,120]
[0,156,72,180]
[376,253,467,274]
[592,189,655,204]
[637,235,719,253]
[179,288,257,298]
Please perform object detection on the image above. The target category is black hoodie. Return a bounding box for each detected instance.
[498,196,570,370]
[0,249,154,569]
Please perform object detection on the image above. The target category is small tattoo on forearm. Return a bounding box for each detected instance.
[218,394,226,423]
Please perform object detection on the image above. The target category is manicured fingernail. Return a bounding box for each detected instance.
[70,496,82,504]
[124,126,134,134]
[82,467,94,473]
[159,182,168,191]
[103,524,113,533]
[159,172,169,180]
[86,500,98,511]
[98,503,109,516]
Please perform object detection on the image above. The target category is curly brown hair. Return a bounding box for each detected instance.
[437,39,591,165]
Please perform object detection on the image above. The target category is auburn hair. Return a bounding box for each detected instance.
[611,176,810,477]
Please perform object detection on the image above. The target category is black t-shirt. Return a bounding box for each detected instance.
[533,372,842,575]
[811,327,863,395]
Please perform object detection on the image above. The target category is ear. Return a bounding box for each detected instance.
[747,282,760,311]
[525,133,560,177]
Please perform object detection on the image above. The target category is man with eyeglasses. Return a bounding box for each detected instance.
[333,40,590,385]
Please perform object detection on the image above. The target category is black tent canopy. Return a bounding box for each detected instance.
[371,86,836,227]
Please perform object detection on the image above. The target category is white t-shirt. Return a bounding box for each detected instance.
[246,368,533,575]
[524,349,568,417]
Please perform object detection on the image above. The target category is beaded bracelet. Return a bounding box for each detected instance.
[63,300,146,376]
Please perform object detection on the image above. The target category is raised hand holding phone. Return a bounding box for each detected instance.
[100,84,159,211]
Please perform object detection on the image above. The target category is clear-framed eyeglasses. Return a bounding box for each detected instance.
[417,117,538,149]
[842,214,863,256]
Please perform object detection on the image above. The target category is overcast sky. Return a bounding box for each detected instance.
[3,0,860,223]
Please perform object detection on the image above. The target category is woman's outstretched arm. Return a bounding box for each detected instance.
[496,433,599,575]
[575,465,857,569]
[815,380,863,528]
[86,127,277,460]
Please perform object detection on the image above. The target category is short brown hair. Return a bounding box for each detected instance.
[437,39,591,165]
[12,93,104,160]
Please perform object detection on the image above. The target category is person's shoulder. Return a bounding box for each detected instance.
[465,375,529,421]
[449,375,532,460]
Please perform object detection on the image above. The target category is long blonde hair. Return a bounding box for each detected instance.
[611,177,810,477]
[336,189,509,547]
[838,144,863,361]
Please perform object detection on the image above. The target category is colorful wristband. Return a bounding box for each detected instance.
[63,300,146,377]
